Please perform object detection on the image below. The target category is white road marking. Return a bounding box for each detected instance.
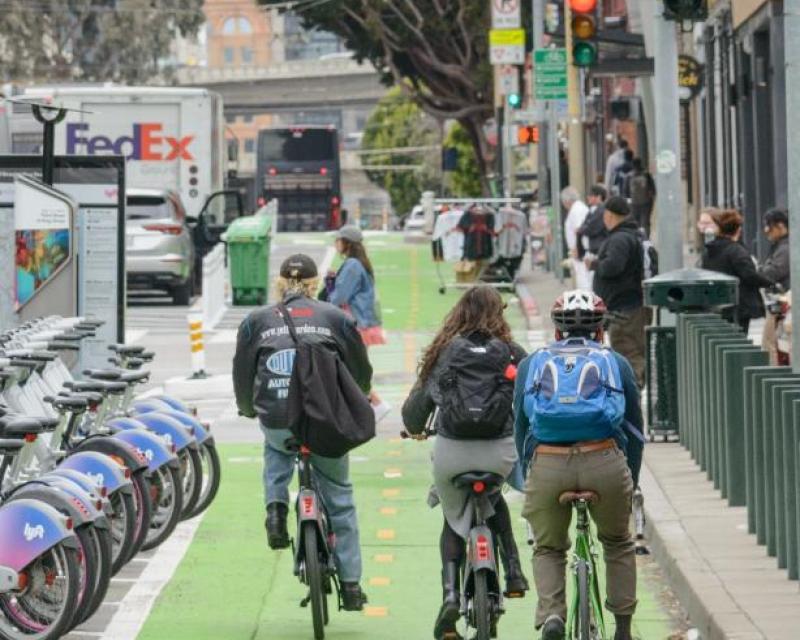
[101,516,204,640]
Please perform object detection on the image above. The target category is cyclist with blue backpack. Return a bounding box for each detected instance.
[513,290,644,640]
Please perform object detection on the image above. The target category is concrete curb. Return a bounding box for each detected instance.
[639,459,764,640]
[514,280,541,329]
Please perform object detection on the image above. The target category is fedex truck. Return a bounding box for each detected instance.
[15,86,226,220]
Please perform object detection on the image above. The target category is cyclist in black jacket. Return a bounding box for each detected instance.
[233,253,372,610]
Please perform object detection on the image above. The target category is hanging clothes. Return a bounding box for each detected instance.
[458,208,496,261]
[495,207,528,259]
[432,209,464,262]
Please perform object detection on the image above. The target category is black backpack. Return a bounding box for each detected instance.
[279,304,375,458]
[437,336,514,439]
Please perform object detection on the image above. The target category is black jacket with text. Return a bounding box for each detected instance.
[233,292,372,428]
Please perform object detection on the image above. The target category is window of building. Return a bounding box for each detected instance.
[242,114,254,123]
[241,47,254,65]
[223,47,235,65]
[244,138,255,153]
[222,16,252,35]
[225,114,235,124]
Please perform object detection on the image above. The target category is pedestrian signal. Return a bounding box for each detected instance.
[517,126,539,145]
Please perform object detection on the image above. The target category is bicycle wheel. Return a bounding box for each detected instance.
[108,488,137,574]
[178,447,202,520]
[576,560,591,640]
[126,469,153,561]
[0,543,81,640]
[303,521,326,640]
[141,464,184,551]
[74,526,112,626]
[184,441,221,519]
[473,569,492,640]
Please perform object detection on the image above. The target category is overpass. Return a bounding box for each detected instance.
[176,58,387,115]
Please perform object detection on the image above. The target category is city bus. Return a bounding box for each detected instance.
[256,126,342,232]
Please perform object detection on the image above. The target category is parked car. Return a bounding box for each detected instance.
[126,188,195,305]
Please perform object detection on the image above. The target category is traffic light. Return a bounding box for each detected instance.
[517,125,539,145]
[663,0,708,22]
[568,0,598,68]
[507,92,522,109]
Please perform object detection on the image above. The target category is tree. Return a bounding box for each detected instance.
[0,0,205,84]
[259,1,525,194]
[444,123,483,198]
[361,87,439,216]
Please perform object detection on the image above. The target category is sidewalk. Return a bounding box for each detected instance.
[517,267,800,640]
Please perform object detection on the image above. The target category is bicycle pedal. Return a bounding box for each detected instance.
[300,594,310,608]
[503,590,525,599]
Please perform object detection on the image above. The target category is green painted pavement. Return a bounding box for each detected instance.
[138,440,676,639]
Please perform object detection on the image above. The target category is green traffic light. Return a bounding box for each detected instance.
[507,93,522,108]
[572,42,597,67]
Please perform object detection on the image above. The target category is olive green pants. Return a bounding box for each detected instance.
[521,446,637,628]
[608,306,650,388]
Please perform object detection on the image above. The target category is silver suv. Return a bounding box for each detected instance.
[126,188,194,305]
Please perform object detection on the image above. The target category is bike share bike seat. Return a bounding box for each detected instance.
[64,380,128,395]
[0,438,25,453]
[452,471,506,490]
[0,414,59,436]
[108,344,145,356]
[84,368,149,384]
[44,395,89,413]
[558,490,600,505]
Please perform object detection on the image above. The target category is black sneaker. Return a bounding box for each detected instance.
[265,503,290,550]
[340,582,367,611]
[541,615,566,640]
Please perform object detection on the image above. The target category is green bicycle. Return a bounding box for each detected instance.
[560,490,607,640]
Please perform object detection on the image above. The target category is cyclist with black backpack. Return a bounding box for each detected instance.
[402,286,530,639]
[513,290,644,640]
[233,254,373,611]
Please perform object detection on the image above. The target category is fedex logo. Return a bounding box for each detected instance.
[66,123,194,161]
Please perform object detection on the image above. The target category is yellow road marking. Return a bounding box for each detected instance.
[385,450,402,457]
[403,333,417,374]
[382,488,400,498]
[374,554,394,564]
[380,507,398,516]
[388,437,404,444]
[364,606,389,617]
[369,577,391,587]
[377,529,396,540]
[383,468,403,479]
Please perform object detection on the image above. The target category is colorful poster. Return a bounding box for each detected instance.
[13,176,74,309]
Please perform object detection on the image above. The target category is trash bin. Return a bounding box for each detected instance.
[643,268,739,441]
[223,213,272,306]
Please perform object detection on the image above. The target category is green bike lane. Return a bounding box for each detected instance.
[138,233,682,639]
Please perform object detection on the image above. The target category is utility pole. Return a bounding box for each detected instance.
[564,1,586,195]
[785,0,800,367]
[651,0,683,273]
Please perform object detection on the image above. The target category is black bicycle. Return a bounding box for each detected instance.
[289,441,338,640]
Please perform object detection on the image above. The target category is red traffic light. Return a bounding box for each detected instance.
[569,0,597,12]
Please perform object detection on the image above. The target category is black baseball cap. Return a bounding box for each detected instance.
[279,254,318,279]
[605,196,630,217]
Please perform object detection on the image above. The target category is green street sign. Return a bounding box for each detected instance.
[534,48,568,101]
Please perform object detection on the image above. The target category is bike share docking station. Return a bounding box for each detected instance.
[0,97,126,369]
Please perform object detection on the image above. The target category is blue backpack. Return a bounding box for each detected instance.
[523,338,625,443]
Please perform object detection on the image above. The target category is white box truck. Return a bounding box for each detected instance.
[18,86,227,221]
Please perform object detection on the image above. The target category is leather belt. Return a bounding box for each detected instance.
[537,439,616,456]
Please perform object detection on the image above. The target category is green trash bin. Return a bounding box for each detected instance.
[224,213,273,306]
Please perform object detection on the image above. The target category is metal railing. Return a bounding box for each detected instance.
[675,313,800,579]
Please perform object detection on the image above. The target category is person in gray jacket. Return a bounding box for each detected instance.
[759,208,790,363]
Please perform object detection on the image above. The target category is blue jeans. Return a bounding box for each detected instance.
[261,425,363,582]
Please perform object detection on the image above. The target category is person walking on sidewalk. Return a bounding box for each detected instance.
[701,209,774,334]
[324,224,391,420]
[514,291,641,640]
[758,208,790,363]
[402,286,530,640]
[232,254,372,611]
[586,197,649,387]
[626,158,656,238]
[561,186,591,290]
[604,137,629,192]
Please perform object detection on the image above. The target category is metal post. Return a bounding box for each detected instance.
[564,1,586,195]
[31,105,67,186]
[549,107,564,283]
[785,1,800,368]
[651,0,684,273]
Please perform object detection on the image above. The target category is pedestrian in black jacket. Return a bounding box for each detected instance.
[233,253,372,611]
[586,196,648,386]
[759,208,790,364]
[701,209,774,333]
[577,184,609,259]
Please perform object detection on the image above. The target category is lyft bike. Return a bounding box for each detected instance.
[561,490,607,640]
[289,440,338,640]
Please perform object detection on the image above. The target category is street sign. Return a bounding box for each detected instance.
[678,54,704,102]
[499,65,520,96]
[492,0,521,29]
[512,107,545,123]
[534,48,568,101]
[490,29,526,65]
